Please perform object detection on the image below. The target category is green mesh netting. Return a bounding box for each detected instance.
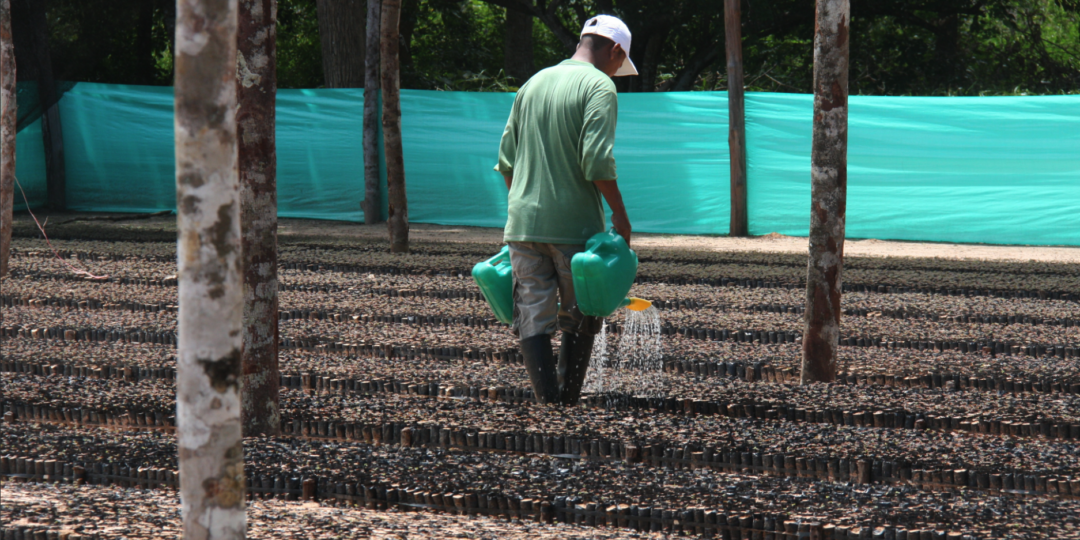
[13,82,1080,246]
[746,93,1080,246]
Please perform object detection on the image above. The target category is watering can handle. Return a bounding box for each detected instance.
[484,245,511,266]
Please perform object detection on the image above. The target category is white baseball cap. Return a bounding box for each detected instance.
[580,15,638,77]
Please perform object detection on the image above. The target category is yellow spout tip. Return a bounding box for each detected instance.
[625,297,652,311]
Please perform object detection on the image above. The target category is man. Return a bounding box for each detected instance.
[494,14,635,406]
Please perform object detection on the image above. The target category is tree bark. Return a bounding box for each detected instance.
[0,0,14,279]
[237,0,280,437]
[174,0,246,537]
[800,0,848,385]
[316,0,366,87]
[630,29,666,92]
[724,0,747,237]
[381,0,407,253]
[482,0,577,53]
[664,40,720,92]
[504,8,533,83]
[362,0,382,224]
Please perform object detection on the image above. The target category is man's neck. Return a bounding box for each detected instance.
[570,49,602,71]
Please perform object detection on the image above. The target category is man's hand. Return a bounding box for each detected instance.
[593,180,631,248]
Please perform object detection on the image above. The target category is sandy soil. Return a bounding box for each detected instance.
[1,482,663,539]
[15,211,1080,263]
[286,221,1080,263]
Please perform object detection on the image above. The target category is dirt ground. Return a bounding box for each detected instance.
[15,211,1080,263]
[1,482,664,540]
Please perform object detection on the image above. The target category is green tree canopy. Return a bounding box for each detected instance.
[32,0,1080,94]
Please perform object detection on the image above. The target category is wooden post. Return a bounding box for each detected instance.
[362,0,382,224]
[381,0,408,253]
[237,0,281,436]
[14,0,63,210]
[175,0,246,537]
[0,0,14,278]
[800,0,849,384]
[724,0,747,237]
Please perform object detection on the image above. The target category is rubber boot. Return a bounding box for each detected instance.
[557,331,595,406]
[520,334,560,404]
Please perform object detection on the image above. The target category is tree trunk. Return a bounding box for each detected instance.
[362,0,382,224]
[381,0,407,253]
[398,0,419,75]
[503,8,533,83]
[136,0,155,84]
[174,0,246,537]
[724,0,747,237]
[630,30,666,92]
[666,41,720,92]
[237,0,280,437]
[801,0,849,385]
[316,0,366,87]
[14,0,63,210]
[0,0,14,279]
[481,1,576,54]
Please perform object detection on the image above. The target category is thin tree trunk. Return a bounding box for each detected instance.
[136,0,155,84]
[504,9,533,83]
[724,0,747,237]
[381,0,407,253]
[801,0,849,385]
[16,0,63,210]
[0,0,14,279]
[480,1,576,53]
[362,0,382,224]
[238,0,280,437]
[175,0,246,537]
[632,30,666,92]
[316,0,366,87]
[398,0,418,74]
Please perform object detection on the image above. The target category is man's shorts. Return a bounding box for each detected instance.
[508,242,590,339]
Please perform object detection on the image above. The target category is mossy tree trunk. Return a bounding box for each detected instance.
[381,0,408,253]
[237,0,280,437]
[0,0,14,278]
[801,0,849,384]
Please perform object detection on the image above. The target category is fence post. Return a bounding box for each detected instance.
[363,0,383,224]
[724,0,748,237]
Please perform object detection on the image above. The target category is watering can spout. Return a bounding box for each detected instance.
[621,297,652,311]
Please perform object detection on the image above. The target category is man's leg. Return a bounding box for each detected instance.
[508,242,560,404]
[546,244,600,406]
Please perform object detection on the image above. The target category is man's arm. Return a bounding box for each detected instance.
[503,172,512,190]
[594,180,631,247]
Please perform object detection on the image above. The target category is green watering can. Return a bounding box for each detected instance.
[471,230,650,325]
[471,245,515,325]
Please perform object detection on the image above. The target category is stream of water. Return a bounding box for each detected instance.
[582,305,665,404]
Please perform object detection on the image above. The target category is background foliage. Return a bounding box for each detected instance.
[33,0,1080,94]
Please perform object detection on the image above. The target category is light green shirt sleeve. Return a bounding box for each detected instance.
[579,83,618,182]
[495,95,520,174]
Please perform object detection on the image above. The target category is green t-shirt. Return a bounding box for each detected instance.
[496,59,618,244]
